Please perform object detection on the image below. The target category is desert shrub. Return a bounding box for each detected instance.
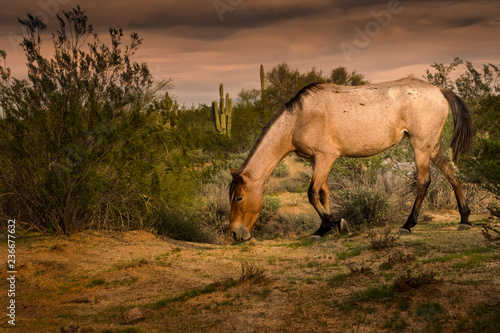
[424,166,455,209]
[200,184,231,237]
[259,195,281,223]
[156,207,217,244]
[289,213,318,233]
[336,185,391,230]
[367,226,400,250]
[463,95,500,196]
[239,262,267,285]
[0,9,174,234]
[253,195,283,237]
[272,161,290,178]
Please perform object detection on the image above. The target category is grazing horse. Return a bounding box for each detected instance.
[229,78,473,241]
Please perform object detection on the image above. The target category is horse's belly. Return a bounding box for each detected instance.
[335,126,406,157]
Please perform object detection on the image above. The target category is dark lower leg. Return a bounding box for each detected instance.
[400,177,430,232]
[431,149,471,226]
[313,214,341,236]
[401,193,426,232]
[456,193,471,225]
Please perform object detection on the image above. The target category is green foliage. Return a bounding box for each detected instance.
[259,195,281,224]
[271,161,290,178]
[264,63,325,110]
[351,284,397,301]
[328,67,369,86]
[463,95,500,195]
[424,57,463,89]
[337,185,391,229]
[0,7,171,233]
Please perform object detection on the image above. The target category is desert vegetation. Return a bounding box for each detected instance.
[1,8,498,242]
[0,7,499,331]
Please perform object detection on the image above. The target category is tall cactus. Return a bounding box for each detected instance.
[260,64,266,105]
[212,83,232,137]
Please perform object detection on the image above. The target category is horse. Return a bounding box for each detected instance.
[229,77,473,241]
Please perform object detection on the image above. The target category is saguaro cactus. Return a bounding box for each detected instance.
[260,64,266,105]
[212,83,232,137]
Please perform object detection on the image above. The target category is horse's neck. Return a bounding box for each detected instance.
[240,112,295,185]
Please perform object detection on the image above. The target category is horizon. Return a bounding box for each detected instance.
[1,0,499,106]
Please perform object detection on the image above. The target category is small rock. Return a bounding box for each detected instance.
[123,307,145,325]
[458,224,471,231]
[246,237,259,245]
[398,228,411,235]
[61,323,80,333]
[339,218,350,232]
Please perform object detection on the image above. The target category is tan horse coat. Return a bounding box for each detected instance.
[230,78,472,241]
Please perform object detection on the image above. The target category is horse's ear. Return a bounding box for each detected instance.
[230,167,244,184]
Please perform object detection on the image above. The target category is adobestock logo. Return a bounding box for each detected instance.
[340,0,406,63]
[213,0,244,22]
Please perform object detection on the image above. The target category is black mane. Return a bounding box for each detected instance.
[237,82,325,172]
[282,82,325,112]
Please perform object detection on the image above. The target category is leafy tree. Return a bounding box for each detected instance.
[463,95,500,196]
[424,57,500,196]
[456,62,500,107]
[424,57,463,89]
[264,62,325,110]
[0,7,171,234]
[328,67,369,86]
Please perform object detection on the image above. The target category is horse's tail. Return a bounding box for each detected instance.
[440,89,473,162]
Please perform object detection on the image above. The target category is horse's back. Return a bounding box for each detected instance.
[291,78,449,158]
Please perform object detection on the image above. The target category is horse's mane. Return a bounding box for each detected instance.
[282,82,325,112]
[237,82,325,173]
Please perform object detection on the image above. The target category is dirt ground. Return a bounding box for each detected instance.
[1,210,499,332]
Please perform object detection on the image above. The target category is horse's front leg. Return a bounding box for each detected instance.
[307,152,339,237]
[400,148,431,233]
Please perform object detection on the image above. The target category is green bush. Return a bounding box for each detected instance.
[0,9,170,233]
[463,95,500,196]
[156,207,217,244]
[337,185,391,229]
[272,161,290,178]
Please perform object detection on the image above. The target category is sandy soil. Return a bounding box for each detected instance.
[2,211,499,332]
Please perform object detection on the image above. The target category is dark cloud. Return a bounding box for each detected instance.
[0,0,499,104]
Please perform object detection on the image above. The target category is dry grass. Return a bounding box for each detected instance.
[10,211,500,333]
[394,268,442,292]
[238,262,268,285]
[482,225,500,244]
[345,262,374,276]
[367,226,400,250]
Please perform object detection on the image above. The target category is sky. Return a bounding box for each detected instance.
[0,0,499,105]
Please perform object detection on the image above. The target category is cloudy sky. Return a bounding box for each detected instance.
[1,0,499,105]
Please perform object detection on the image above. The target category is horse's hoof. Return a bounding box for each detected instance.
[311,235,323,240]
[398,228,411,235]
[457,224,471,231]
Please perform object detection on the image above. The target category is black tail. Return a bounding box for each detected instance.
[440,89,473,162]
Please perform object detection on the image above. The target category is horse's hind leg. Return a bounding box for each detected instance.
[431,146,471,228]
[400,147,431,233]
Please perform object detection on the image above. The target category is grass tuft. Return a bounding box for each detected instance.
[367,226,399,250]
[394,268,441,292]
[239,262,267,285]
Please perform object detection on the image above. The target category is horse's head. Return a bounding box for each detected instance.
[229,167,263,241]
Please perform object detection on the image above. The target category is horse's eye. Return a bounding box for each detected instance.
[236,197,243,202]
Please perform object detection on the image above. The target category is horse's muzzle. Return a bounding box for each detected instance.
[231,225,252,242]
